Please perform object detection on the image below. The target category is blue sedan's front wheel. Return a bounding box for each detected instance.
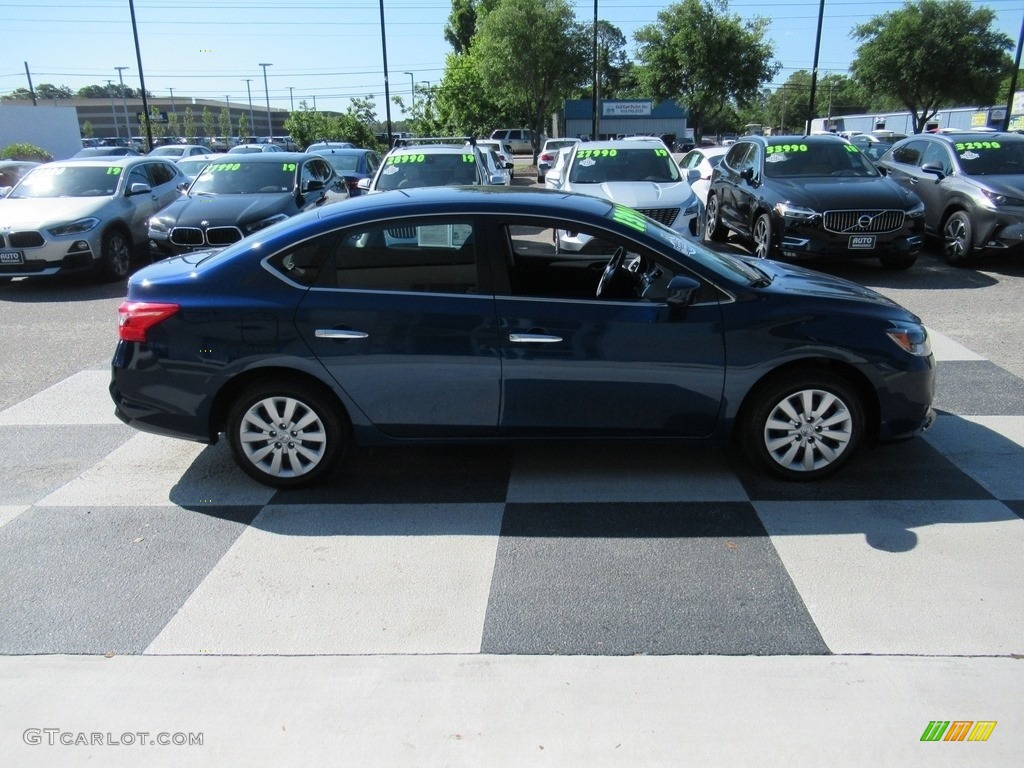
[742,371,864,480]
[227,379,345,488]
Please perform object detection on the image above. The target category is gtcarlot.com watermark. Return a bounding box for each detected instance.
[23,728,203,747]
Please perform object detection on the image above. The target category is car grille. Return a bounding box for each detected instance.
[169,227,205,246]
[387,226,416,239]
[636,208,679,227]
[823,210,905,234]
[9,231,45,248]
[206,226,243,245]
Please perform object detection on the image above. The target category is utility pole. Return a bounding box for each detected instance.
[115,66,131,140]
[244,79,255,138]
[169,87,176,115]
[259,63,273,138]
[107,80,119,138]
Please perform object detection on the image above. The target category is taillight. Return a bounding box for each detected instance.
[118,301,180,343]
[540,152,554,162]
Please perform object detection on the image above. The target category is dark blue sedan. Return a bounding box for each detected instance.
[308,146,382,197]
[111,187,935,488]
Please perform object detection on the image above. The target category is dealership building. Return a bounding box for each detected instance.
[561,99,690,143]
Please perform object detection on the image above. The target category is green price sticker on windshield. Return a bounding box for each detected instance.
[463,154,475,163]
[766,144,809,154]
[209,163,242,172]
[844,144,859,153]
[654,148,669,157]
[955,141,1000,151]
[105,167,122,175]
[578,149,618,158]
[612,204,646,233]
[281,163,296,171]
[386,154,426,164]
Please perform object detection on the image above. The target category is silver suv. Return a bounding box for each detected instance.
[361,138,493,193]
[489,128,535,155]
[0,156,187,281]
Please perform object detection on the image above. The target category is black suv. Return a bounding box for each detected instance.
[877,131,1024,265]
[705,134,926,269]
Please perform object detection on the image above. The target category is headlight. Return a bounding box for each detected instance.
[981,188,1024,208]
[886,323,931,357]
[47,217,100,236]
[906,200,926,218]
[148,217,169,234]
[774,202,818,221]
[243,213,289,234]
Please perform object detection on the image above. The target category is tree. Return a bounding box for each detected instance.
[237,113,249,141]
[219,108,232,140]
[36,83,74,100]
[472,0,590,159]
[148,107,166,142]
[77,84,110,99]
[82,121,94,139]
[434,51,505,138]
[445,0,478,53]
[202,107,215,143]
[851,0,1013,134]
[0,88,34,101]
[166,112,180,140]
[183,107,196,140]
[634,0,778,142]
[283,102,331,149]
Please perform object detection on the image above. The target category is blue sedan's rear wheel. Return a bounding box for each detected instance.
[742,371,864,480]
[227,379,345,487]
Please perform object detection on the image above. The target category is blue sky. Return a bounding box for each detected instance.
[2,0,1023,117]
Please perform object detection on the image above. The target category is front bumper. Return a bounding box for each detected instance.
[777,215,925,260]
[0,231,101,278]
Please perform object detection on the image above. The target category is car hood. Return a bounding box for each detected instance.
[570,180,695,207]
[758,258,905,310]
[967,174,1024,198]
[768,176,916,209]
[158,193,296,225]
[0,196,115,228]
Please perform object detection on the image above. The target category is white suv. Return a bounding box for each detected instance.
[361,138,492,193]
[489,128,535,155]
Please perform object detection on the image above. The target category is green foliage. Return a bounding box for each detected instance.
[851,0,1013,133]
[0,143,53,162]
[634,0,778,141]
[166,112,180,139]
[433,51,505,138]
[219,108,232,140]
[201,107,215,143]
[82,121,94,139]
[237,113,249,140]
[472,0,589,156]
[284,103,331,149]
[183,107,196,141]
[283,101,379,150]
[147,107,165,139]
[444,0,478,53]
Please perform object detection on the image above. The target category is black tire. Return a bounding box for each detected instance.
[741,371,864,481]
[226,379,346,488]
[99,228,132,282]
[751,212,775,259]
[536,174,544,184]
[879,253,917,270]
[704,193,728,242]
[942,210,974,266]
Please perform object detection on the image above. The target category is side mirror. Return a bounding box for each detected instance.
[504,162,514,170]
[740,167,756,184]
[546,169,563,187]
[303,179,325,193]
[666,275,702,314]
[684,168,701,185]
[921,162,945,179]
[127,182,152,196]
[357,177,371,191]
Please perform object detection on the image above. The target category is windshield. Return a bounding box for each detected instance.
[190,161,296,194]
[763,141,879,178]
[953,139,1024,175]
[605,203,767,285]
[10,165,122,198]
[569,147,681,183]
[374,152,479,191]
[315,153,360,172]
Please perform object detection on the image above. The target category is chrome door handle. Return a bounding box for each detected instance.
[315,329,368,339]
[508,333,562,343]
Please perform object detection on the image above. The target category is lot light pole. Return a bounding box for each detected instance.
[288,86,294,113]
[244,79,255,138]
[107,80,119,138]
[115,66,131,139]
[259,63,273,139]
[169,87,176,115]
[402,71,414,113]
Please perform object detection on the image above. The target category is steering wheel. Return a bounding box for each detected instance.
[596,246,626,297]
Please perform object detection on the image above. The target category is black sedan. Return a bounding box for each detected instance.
[705,134,926,270]
[307,146,382,197]
[112,187,934,488]
[147,152,349,258]
[877,131,1024,265]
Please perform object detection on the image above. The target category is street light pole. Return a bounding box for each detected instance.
[107,80,119,138]
[259,62,273,139]
[169,87,176,115]
[288,86,294,112]
[115,66,131,140]
[243,79,255,138]
[402,71,414,113]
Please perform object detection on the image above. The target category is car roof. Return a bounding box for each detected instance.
[217,152,321,163]
[47,156,173,168]
[387,143,476,155]
[574,138,665,150]
[924,131,1023,143]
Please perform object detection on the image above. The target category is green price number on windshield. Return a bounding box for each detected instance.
[386,154,426,164]
[612,204,647,233]
[210,163,242,171]
[578,149,618,158]
[463,154,475,163]
[281,163,296,171]
[105,167,122,175]
[766,144,809,154]
[955,141,1000,151]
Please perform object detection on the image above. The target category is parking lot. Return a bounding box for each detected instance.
[2,180,1023,763]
